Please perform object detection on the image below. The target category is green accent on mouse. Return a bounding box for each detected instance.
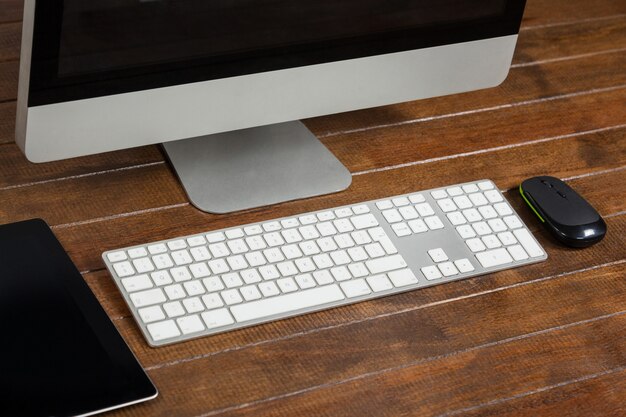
[519,185,545,223]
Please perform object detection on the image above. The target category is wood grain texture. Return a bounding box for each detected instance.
[0,0,625,416]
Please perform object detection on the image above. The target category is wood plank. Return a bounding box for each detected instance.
[50,127,626,273]
[0,60,17,101]
[318,88,626,173]
[0,163,187,226]
[218,314,626,417]
[306,52,626,139]
[0,145,164,189]
[0,21,19,62]
[105,285,626,417]
[514,16,626,65]
[457,368,626,417]
[0,101,14,144]
[83,167,626,324]
[522,0,626,28]
[88,221,626,371]
[0,0,22,24]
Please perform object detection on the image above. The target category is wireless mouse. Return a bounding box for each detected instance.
[519,176,606,248]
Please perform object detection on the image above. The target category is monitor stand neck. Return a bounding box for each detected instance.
[162,121,352,214]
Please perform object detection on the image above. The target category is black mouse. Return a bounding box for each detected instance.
[519,176,606,248]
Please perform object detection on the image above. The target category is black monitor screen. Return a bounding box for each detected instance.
[29,0,526,106]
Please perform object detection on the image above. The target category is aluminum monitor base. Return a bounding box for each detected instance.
[163,121,352,214]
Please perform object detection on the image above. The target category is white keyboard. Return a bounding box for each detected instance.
[103,179,547,346]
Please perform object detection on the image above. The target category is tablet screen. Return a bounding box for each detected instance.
[0,219,157,417]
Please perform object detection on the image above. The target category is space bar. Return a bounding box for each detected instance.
[230,285,345,322]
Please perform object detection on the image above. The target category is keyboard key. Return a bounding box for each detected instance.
[295,274,317,289]
[313,270,334,286]
[472,221,492,236]
[335,208,353,218]
[263,222,281,232]
[330,250,351,265]
[484,189,503,203]
[415,203,435,217]
[330,266,351,281]
[202,293,224,309]
[454,258,475,273]
[259,265,280,280]
[352,204,370,214]
[130,288,166,308]
[392,222,411,237]
[163,301,185,318]
[447,211,467,226]
[153,253,174,269]
[482,234,502,249]
[121,274,153,292]
[184,280,206,296]
[478,205,498,219]
[170,266,192,282]
[367,275,393,292]
[201,309,235,329]
[463,208,482,222]
[466,238,486,253]
[317,211,335,221]
[428,248,448,263]
[151,270,172,286]
[424,216,444,230]
[508,244,529,261]
[138,306,165,324]
[164,284,186,300]
[299,215,317,225]
[513,229,545,258]
[206,231,226,243]
[203,276,225,292]
[241,285,262,301]
[350,214,378,230]
[382,209,402,224]
[366,255,408,274]
[259,281,280,297]
[147,320,181,341]
[456,224,476,239]
[231,285,345,322]
[171,250,193,265]
[421,265,442,280]
[392,197,410,207]
[378,237,398,255]
[107,251,127,262]
[167,239,187,250]
[365,243,385,258]
[408,193,425,203]
[437,262,459,277]
[447,187,463,196]
[497,231,517,246]
[388,269,418,287]
[113,261,135,277]
[244,225,263,235]
[476,248,514,268]
[453,196,472,209]
[187,235,207,247]
[241,269,262,284]
[408,219,428,234]
[431,190,448,199]
[221,289,243,305]
[494,202,513,216]
[478,181,495,191]
[399,206,419,220]
[341,279,371,297]
[348,262,369,278]
[148,244,167,255]
[488,218,508,233]
[177,315,205,335]
[468,192,488,206]
[504,215,524,229]
[182,297,205,314]
[189,262,211,278]
[437,198,457,213]
[462,184,479,193]
[281,218,300,228]
[190,246,211,262]
[376,200,393,210]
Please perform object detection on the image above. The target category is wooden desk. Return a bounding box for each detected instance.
[1,0,625,416]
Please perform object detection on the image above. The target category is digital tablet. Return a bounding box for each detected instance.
[0,219,157,417]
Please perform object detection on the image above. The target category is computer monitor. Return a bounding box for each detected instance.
[16,0,526,213]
